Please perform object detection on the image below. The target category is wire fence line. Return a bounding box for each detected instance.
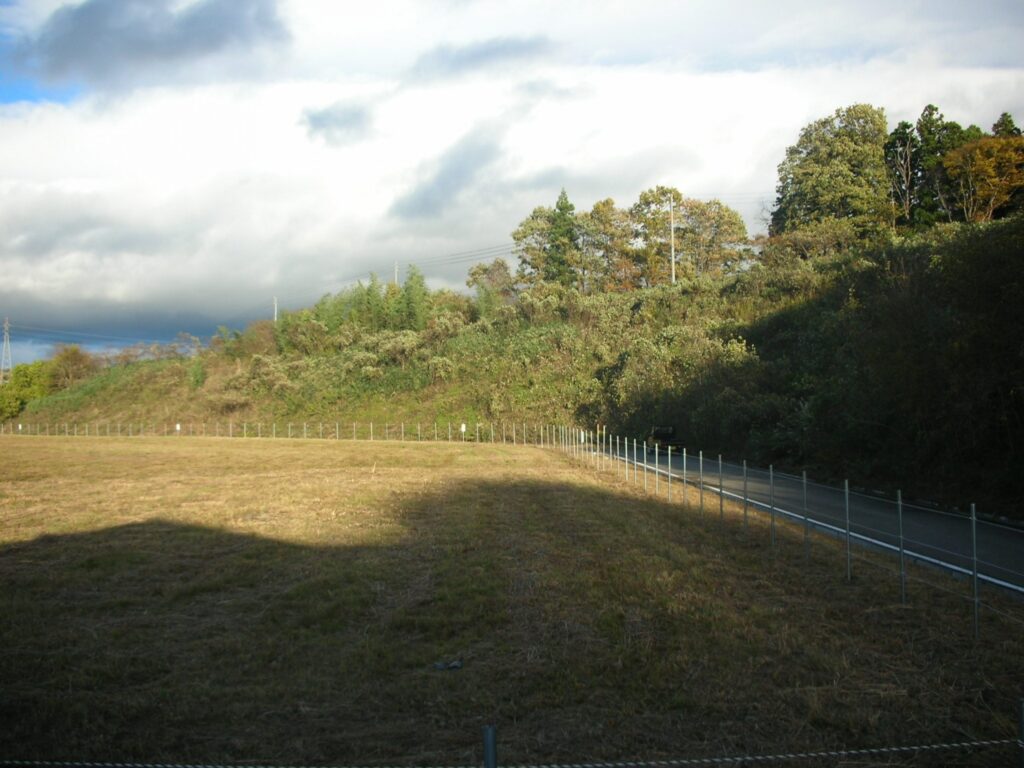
[1,733,1020,768]
[3,420,1022,618]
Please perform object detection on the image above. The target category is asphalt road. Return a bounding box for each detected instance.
[604,441,1024,594]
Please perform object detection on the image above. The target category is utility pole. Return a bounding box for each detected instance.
[1,317,11,385]
[394,261,399,286]
[670,196,676,285]
[273,297,278,324]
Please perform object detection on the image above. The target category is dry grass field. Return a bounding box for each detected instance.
[0,435,1021,766]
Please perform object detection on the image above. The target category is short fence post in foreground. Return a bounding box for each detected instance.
[1017,698,1023,768]
[448,422,452,441]
[769,465,776,547]
[898,490,906,604]
[845,479,852,582]
[971,503,979,640]
[483,725,497,768]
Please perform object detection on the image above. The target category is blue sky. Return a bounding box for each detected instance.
[1,0,1023,363]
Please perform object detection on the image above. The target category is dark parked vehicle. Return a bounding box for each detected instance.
[645,426,685,450]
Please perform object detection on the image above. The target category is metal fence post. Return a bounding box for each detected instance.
[718,454,724,520]
[633,438,638,483]
[1017,698,1023,768]
[682,448,687,509]
[845,479,852,582]
[643,443,648,492]
[483,725,497,768]
[971,503,979,640]
[898,490,906,604]
[667,446,672,502]
[743,459,748,531]
[654,444,659,495]
[699,450,704,517]
[770,465,776,547]
[803,470,809,560]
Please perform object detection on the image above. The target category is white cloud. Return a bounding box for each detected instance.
[0,0,1022,351]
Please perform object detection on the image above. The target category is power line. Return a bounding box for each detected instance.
[8,322,172,346]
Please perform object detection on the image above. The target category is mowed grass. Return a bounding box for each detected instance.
[1,436,1021,767]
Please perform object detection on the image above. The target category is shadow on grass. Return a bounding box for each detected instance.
[1,477,1021,766]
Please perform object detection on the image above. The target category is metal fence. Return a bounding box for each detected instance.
[3,419,1022,627]
[2,710,1022,767]
[552,426,1024,643]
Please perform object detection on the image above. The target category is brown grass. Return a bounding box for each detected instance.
[1,435,1021,767]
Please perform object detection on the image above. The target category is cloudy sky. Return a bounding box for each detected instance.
[1,0,1023,362]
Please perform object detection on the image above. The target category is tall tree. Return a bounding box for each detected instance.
[630,186,683,285]
[401,265,430,331]
[513,189,581,287]
[885,120,919,226]
[914,104,984,225]
[467,258,517,318]
[992,112,1021,138]
[771,104,890,236]
[676,198,748,274]
[577,198,635,292]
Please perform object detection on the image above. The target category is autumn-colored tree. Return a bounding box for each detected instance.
[48,344,97,390]
[943,136,1024,222]
[675,198,748,274]
[578,198,635,292]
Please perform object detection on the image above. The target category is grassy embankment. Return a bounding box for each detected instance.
[1,435,1021,766]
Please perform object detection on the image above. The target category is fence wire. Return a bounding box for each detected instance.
[2,737,1017,768]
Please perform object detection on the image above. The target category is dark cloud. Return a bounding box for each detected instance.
[410,36,552,80]
[17,0,288,85]
[301,102,371,145]
[389,128,503,220]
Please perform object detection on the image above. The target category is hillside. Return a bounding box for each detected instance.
[8,215,1023,519]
